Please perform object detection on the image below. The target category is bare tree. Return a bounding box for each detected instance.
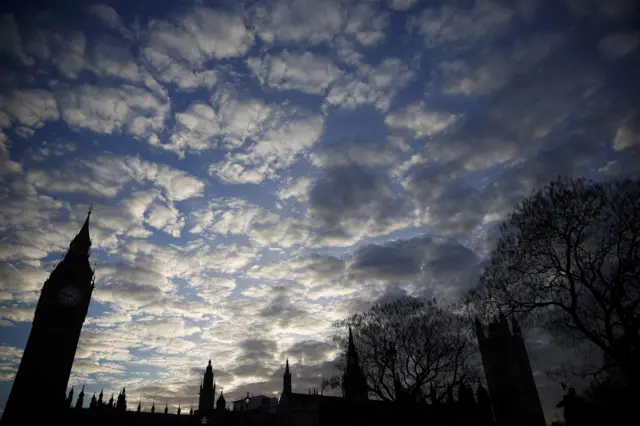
[333,296,479,403]
[470,177,640,386]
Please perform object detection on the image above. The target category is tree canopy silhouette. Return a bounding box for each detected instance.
[469,177,640,386]
[333,296,479,403]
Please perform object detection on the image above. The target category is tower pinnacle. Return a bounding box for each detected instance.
[69,207,92,257]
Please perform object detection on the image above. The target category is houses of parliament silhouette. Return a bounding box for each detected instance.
[0,212,547,426]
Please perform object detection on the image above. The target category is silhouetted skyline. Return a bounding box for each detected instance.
[0,1,639,425]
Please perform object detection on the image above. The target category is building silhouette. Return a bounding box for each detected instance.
[0,213,548,426]
[196,359,216,416]
[475,315,547,426]
[1,210,95,426]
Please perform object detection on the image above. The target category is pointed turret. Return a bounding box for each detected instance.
[90,393,97,409]
[283,359,292,396]
[75,385,85,409]
[116,387,126,411]
[347,326,357,356]
[342,326,368,402]
[108,393,114,408]
[151,402,155,413]
[189,406,193,416]
[98,389,103,406]
[69,207,92,257]
[137,399,141,412]
[216,392,226,410]
[164,403,168,414]
[66,386,74,408]
[177,404,181,415]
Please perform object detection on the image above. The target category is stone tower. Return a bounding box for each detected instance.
[1,210,95,425]
[197,360,215,415]
[475,315,546,426]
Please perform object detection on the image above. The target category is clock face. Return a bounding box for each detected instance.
[58,286,81,307]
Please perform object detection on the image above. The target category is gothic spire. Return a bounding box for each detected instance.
[69,206,92,256]
[75,385,85,409]
[66,386,74,408]
[342,326,368,402]
[348,326,357,357]
[283,359,292,395]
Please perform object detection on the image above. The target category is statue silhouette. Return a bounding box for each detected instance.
[556,388,584,426]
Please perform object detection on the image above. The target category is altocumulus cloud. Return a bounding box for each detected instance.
[0,0,639,420]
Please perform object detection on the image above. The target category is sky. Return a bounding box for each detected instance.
[0,0,638,422]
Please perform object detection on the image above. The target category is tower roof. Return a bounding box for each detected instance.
[69,207,92,256]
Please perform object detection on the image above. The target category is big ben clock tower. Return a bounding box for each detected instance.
[1,209,95,425]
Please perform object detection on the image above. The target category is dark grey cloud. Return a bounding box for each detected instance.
[347,235,481,296]
[374,282,409,305]
[284,340,336,365]
[93,263,169,307]
[231,362,273,378]
[350,237,428,280]
[426,184,489,236]
[310,138,404,168]
[237,338,278,363]
[308,165,410,240]
[257,286,310,327]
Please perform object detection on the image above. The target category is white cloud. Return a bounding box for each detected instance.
[88,155,205,202]
[145,199,185,237]
[278,177,312,202]
[142,47,219,90]
[165,90,274,155]
[0,89,59,129]
[325,58,415,111]
[439,32,565,97]
[25,155,204,203]
[249,0,345,44]
[88,38,142,83]
[87,3,132,39]
[344,2,388,46]
[247,51,343,95]
[0,133,22,177]
[440,56,512,97]
[52,30,87,79]
[410,0,515,47]
[613,121,639,151]
[598,33,640,60]
[190,198,310,248]
[385,103,458,138]
[210,113,324,184]
[141,6,252,88]
[388,0,419,11]
[55,84,169,137]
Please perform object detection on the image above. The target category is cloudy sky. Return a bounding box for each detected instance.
[0,0,638,421]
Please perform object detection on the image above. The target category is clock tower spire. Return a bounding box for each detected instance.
[1,209,95,425]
